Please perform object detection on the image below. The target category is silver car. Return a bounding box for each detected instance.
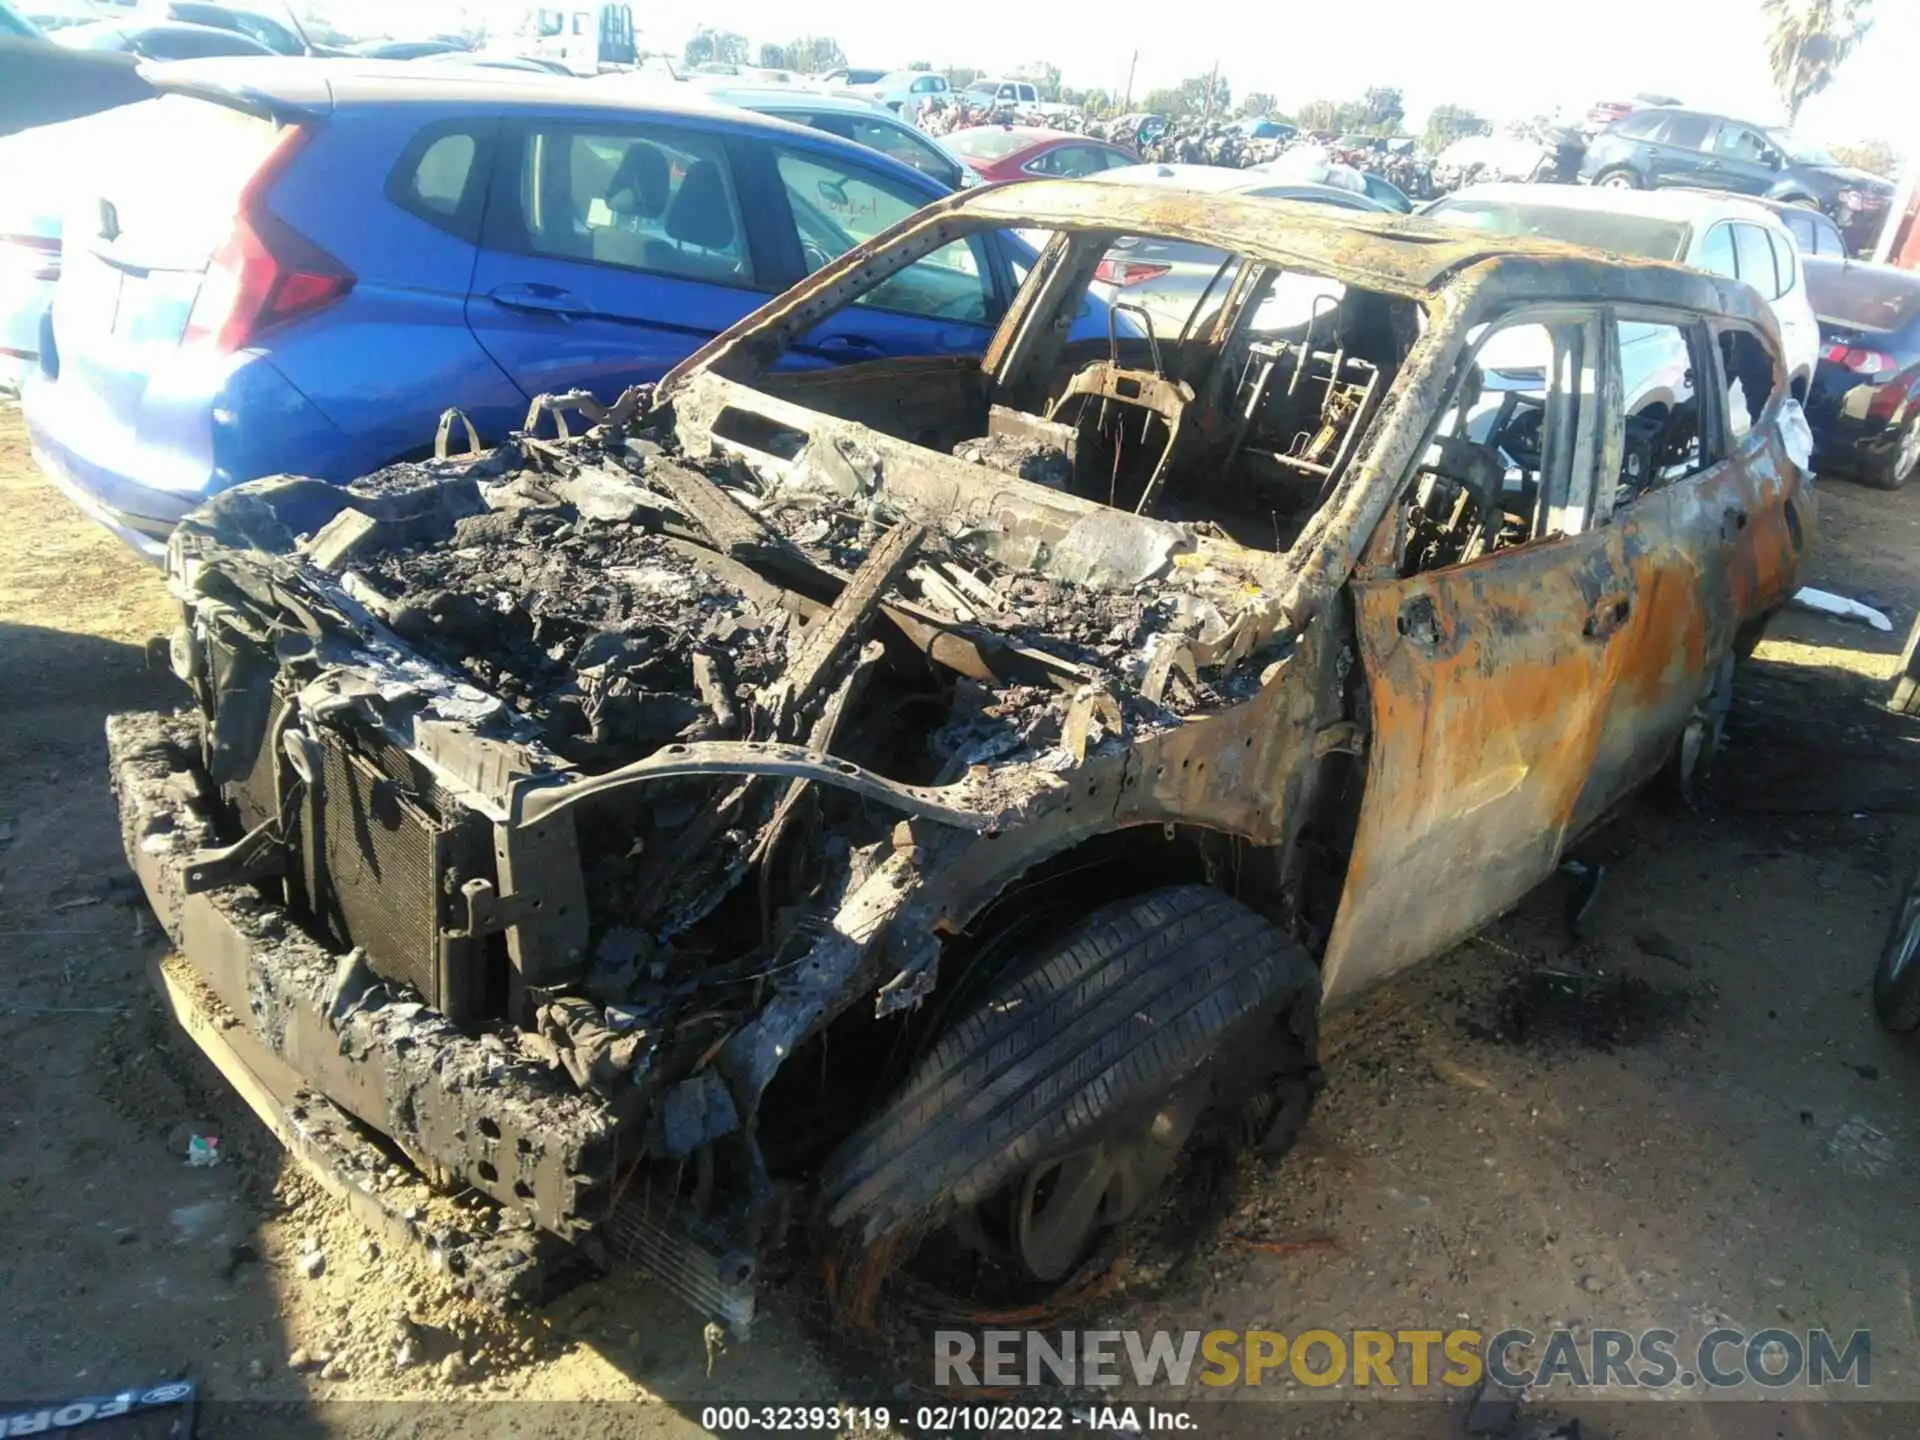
[700,84,972,189]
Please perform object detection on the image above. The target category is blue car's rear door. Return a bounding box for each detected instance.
[739,140,1008,367]
[465,116,785,402]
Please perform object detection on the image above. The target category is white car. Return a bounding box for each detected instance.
[1424,184,1820,398]
[854,70,952,122]
[1070,163,1395,340]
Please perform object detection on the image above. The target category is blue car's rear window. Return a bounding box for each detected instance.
[1806,263,1920,335]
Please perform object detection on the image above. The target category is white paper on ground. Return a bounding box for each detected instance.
[1790,586,1894,632]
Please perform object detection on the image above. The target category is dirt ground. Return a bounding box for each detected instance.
[3,400,1918,1440]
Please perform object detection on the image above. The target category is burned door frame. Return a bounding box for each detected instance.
[1568,306,1740,831]
[1319,302,1636,1006]
[1703,315,1809,624]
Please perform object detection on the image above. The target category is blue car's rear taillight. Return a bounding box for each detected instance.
[185,126,356,353]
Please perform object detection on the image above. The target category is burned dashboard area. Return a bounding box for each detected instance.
[116,398,1282,1297]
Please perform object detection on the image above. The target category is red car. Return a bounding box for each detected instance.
[939,126,1136,184]
[1585,93,1683,134]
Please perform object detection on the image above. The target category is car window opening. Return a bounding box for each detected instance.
[740,226,1421,561]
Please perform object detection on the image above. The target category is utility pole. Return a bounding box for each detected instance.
[1202,58,1219,125]
[1123,50,1137,111]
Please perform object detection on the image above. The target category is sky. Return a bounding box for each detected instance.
[312,0,1915,148]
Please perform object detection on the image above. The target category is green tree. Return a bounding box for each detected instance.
[1421,102,1492,155]
[945,65,978,90]
[1360,85,1405,135]
[1140,86,1186,118]
[1294,99,1339,132]
[774,35,846,73]
[1764,0,1875,122]
[758,42,787,68]
[909,60,932,71]
[1016,62,1063,102]
[1178,71,1229,120]
[683,27,748,67]
[1059,87,1114,115]
[1236,91,1276,120]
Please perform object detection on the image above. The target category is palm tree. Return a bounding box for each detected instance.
[1763,0,1876,124]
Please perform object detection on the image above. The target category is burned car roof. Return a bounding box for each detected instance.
[967,183,1794,316]
[660,179,1784,401]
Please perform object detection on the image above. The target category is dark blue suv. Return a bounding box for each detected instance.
[25,61,1036,558]
[1578,106,1894,254]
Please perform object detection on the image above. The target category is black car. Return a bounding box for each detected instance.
[162,2,310,55]
[0,21,151,137]
[1579,107,1894,254]
[1803,257,1920,488]
[346,38,467,60]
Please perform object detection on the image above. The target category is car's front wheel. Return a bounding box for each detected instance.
[821,884,1320,1290]
[1596,167,1640,189]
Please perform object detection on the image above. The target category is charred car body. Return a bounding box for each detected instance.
[109,183,1813,1329]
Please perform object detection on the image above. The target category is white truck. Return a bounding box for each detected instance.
[515,3,636,73]
[963,77,1076,122]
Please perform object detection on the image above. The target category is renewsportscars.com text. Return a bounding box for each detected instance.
[934,1327,1871,1391]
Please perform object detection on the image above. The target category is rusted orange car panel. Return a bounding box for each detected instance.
[1321,530,1633,1005]
[1323,415,1812,1008]
[1728,430,1815,620]
[1561,494,1713,834]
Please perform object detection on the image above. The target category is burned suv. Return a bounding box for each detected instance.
[109,182,1813,1330]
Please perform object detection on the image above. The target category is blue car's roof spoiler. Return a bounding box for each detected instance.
[141,58,335,124]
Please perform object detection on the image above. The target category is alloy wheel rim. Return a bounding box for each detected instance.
[1896,422,1920,481]
[1888,894,1920,985]
[1010,1151,1114,1283]
[1677,716,1707,788]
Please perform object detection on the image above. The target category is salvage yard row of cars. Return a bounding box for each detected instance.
[3,47,1916,1334]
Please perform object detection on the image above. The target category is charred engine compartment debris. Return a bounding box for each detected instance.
[355,510,794,771]
[123,370,1313,1329]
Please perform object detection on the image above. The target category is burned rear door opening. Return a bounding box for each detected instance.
[106,182,1813,1335]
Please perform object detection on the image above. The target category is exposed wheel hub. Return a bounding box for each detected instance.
[998,1087,1206,1282]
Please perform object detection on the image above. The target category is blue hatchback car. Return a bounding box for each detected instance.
[25,61,1040,558]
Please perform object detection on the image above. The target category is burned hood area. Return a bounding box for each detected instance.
[128,381,1311,1314]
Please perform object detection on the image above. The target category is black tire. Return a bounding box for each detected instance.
[820,884,1320,1254]
[1864,419,1920,491]
[1873,860,1920,1032]
[1594,167,1640,190]
[1889,611,1920,716]
[1733,610,1775,661]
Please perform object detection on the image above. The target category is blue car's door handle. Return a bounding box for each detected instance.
[813,333,887,357]
[488,284,596,319]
